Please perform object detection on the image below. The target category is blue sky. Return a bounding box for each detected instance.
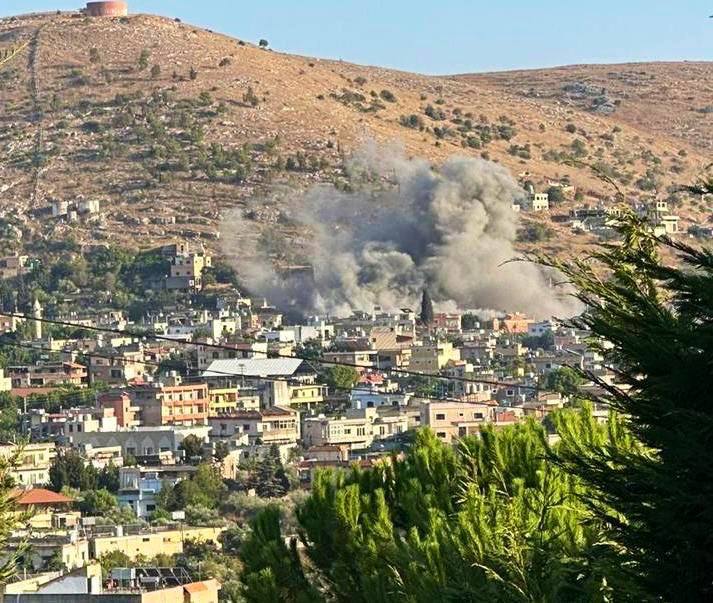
[2,1,711,74]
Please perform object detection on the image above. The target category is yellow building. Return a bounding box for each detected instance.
[0,442,56,487]
[288,383,326,407]
[91,526,224,560]
[409,341,461,374]
[208,386,260,414]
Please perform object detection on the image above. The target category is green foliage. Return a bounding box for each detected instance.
[546,185,566,204]
[137,48,150,71]
[248,445,290,498]
[258,39,269,48]
[78,488,118,515]
[150,64,161,79]
[543,215,713,599]
[180,434,205,462]
[241,421,614,601]
[461,313,479,330]
[323,365,359,392]
[157,463,227,514]
[545,366,583,395]
[88,47,100,64]
[0,448,31,582]
[49,449,97,492]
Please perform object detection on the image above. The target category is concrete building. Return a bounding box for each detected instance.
[209,407,299,447]
[409,341,461,373]
[85,1,129,17]
[116,465,197,518]
[0,442,56,487]
[129,376,208,427]
[0,254,29,279]
[87,348,147,385]
[91,525,224,560]
[207,385,260,414]
[97,391,140,428]
[66,425,210,459]
[420,401,496,443]
[7,362,87,388]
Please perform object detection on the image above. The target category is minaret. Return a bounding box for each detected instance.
[32,297,42,340]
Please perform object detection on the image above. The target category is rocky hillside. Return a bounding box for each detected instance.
[0,10,710,263]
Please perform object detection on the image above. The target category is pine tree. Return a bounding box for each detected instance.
[420,288,434,325]
[241,418,614,601]
[542,214,713,599]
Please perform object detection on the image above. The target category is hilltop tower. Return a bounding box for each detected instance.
[85,1,128,17]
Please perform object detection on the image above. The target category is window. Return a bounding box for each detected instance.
[474,412,484,420]
[436,432,446,439]
[435,413,445,420]
[243,424,251,431]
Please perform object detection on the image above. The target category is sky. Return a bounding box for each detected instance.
[1,1,711,74]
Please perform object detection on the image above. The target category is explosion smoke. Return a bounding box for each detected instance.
[222,149,577,320]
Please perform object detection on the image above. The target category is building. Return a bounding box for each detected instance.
[7,530,90,572]
[207,385,260,414]
[420,401,495,443]
[409,341,461,373]
[167,250,212,292]
[67,425,210,459]
[129,376,209,427]
[85,1,129,17]
[0,254,29,279]
[91,525,224,560]
[528,192,550,211]
[260,380,326,409]
[10,487,78,530]
[0,442,56,487]
[301,407,410,451]
[87,347,147,385]
[495,313,533,334]
[322,350,377,371]
[7,362,87,388]
[97,391,140,428]
[117,465,197,518]
[209,407,300,447]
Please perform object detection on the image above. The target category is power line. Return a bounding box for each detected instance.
[0,338,474,405]
[0,312,540,392]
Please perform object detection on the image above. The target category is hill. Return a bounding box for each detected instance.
[0,11,710,268]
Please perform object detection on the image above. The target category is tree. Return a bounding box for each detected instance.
[546,185,565,204]
[420,288,434,325]
[79,489,118,515]
[542,215,713,599]
[0,449,32,582]
[240,420,614,601]
[137,48,150,70]
[323,365,359,392]
[545,366,583,395]
[461,313,479,330]
[150,64,161,79]
[258,39,269,48]
[249,445,290,498]
[180,434,204,462]
[49,450,97,492]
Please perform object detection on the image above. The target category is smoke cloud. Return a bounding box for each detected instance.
[222,148,576,320]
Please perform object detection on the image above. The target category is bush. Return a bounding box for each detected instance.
[565,123,577,134]
[379,89,397,102]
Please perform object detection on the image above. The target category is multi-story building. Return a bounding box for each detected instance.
[209,407,299,447]
[128,376,208,427]
[97,391,140,428]
[0,254,29,279]
[167,250,212,291]
[117,465,197,518]
[207,385,260,414]
[420,401,496,443]
[7,361,88,388]
[409,341,461,373]
[302,407,409,451]
[322,349,377,371]
[87,347,147,385]
[0,442,56,486]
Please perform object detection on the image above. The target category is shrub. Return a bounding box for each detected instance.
[379,89,397,102]
[565,123,577,134]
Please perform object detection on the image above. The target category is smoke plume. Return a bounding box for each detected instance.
[222,148,576,320]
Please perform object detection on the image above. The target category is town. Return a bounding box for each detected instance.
[0,233,615,601]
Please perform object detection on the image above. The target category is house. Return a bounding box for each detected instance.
[409,341,461,373]
[420,401,495,443]
[0,442,56,487]
[494,313,533,334]
[167,249,212,292]
[97,391,140,428]
[322,349,377,371]
[67,425,211,460]
[128,375,209,427]
[117,465,197,518]
[209,407,300,448]
[10,487,79,530]
[87,347,147,385]
[207,385,260,414]
[91,524,224,559]
[528,192,549,211]
[7,361,88,388]
[0,254,29,279]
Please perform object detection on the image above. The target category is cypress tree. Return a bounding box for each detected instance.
[420,288,434,325]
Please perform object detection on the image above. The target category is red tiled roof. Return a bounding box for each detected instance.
[183,581,209,593]
[11,488,73,506]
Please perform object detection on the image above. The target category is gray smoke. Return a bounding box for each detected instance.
[222,149,576,320]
